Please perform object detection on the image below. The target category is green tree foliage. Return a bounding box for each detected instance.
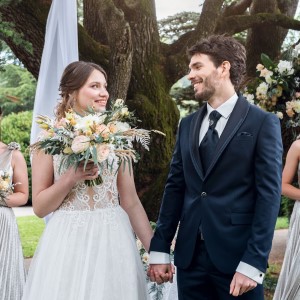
[1,110,33,201]
[0,64,36,115]
[158,12,200,43]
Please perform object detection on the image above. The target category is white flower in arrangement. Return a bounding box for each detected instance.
[244,93,255,104]
[136,239,143,251]
[142,252,149,264]
[292,100,300,114]
[295,44,300,55]
[259,68,273,80]
[276,111,283,119]
[277,60,294,75]
[256,82,269,99]
[256,64,265,71]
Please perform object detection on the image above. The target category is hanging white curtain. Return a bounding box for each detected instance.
[30,0,78,223]
[30,0,78,144]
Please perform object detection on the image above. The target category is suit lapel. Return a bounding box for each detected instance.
[189,105,207,180]
[204,96,250,179]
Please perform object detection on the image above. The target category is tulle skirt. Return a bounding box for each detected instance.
[0,206,26,300]
[22,206,149,300]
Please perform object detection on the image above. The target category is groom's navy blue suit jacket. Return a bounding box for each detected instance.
[150,96,283,275]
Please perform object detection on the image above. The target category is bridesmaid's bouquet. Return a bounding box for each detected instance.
[0,170,20,201]
[30,99,164,186]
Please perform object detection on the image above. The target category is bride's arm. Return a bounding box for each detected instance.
[282,140,300,200]
[32,151,98,218]
[117,161,153,252]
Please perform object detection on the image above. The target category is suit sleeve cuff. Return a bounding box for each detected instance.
[149,251,171,264]
[236,262,265,284]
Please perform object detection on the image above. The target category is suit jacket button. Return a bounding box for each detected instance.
[201,192,207,198]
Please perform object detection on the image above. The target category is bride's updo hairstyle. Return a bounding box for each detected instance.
[55,61,107,120]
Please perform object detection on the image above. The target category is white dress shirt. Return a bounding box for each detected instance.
[149,93,265,284]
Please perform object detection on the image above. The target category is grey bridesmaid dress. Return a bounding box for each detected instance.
[0,143,26,300]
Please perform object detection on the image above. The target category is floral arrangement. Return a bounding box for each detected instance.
[0,170,19,201]
[30,99,164,185]
[243,45,300,128]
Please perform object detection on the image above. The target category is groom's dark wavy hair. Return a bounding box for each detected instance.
[187,34,246,90]
[55,61,107,120]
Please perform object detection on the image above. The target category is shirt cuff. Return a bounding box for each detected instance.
[149,251,171,264]
[236,262,265,284]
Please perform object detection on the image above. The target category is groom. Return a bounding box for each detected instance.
[148,35,283,299]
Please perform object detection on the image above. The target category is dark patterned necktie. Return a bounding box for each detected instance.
[199,110,222,173]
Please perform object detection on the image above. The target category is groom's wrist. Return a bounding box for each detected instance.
[149,251,171,264]
[236,261,265,284]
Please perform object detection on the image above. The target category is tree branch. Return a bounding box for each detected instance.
[216,13,300,35]
[223,0,253,16]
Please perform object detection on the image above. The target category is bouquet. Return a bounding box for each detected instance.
[30,99,164,186]
[0,170,20,201]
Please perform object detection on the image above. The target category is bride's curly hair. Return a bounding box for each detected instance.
[55,61,107,120]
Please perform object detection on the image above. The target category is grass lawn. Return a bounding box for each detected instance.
[275,216,289,230]
[17,215,45,258]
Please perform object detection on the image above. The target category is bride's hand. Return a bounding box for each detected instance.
[147,263,174,284]
[65,162,99,183]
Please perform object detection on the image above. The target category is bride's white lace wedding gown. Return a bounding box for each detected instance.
[22,154,149,300]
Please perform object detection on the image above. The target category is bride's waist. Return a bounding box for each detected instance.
[55,205,121,214]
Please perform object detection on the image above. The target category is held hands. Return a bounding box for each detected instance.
[230,272,257,297]
[147,263,175,285]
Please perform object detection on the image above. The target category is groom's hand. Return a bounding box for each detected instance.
[230,272,257,296]
[147,264,174,284]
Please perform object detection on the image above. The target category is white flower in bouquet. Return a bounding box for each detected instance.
[96,144,112,162]
[71,135,91,153]
[0,170,21,201]
[74,114,100,133]
[108,121,130,134]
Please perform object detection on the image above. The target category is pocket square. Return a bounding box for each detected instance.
[236,132,253,137]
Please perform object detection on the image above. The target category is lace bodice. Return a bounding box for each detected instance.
[53,154,120,212]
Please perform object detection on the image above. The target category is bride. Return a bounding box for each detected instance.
[22,61,153,300]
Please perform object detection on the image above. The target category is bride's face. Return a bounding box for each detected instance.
[74,70,109,113]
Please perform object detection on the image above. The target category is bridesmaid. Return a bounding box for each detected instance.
[0,141,29,300]
[273,138,300,300]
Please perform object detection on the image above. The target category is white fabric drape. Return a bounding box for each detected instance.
[30,0,78,224]
[30,0,78,144]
